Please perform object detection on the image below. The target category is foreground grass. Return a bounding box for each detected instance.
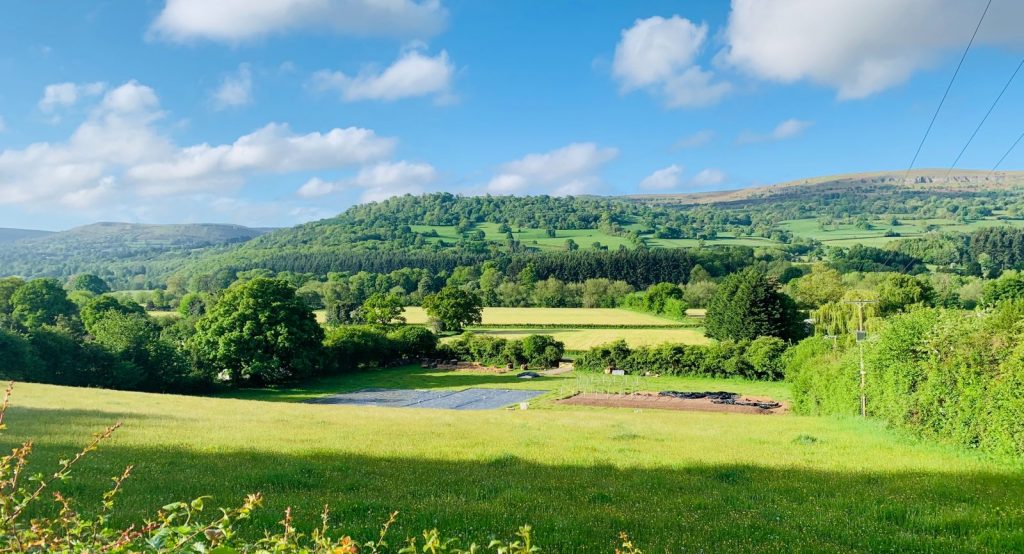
[5,381,1023,552]
[216,365,793,403]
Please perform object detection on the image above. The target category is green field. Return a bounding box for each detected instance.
[780,216,1024,247]
[6,376,1023,552]
[401,307,685,326]
[447,327,710,350]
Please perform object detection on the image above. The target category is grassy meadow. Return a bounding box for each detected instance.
[400,306,686,326]
[5,378,1023,552]
[444,327,710,350]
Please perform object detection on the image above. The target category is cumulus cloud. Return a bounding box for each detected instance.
[723,0,1024,99]
[486,143,618,195]
[639,164,683,190]
[150,0,447,43]
[310,49,455,102]
[691,167,726,187]
[612,15,730,107]
[38,82,106,113]
[297,160,438,201]
[0,80,397,209]
[672,129,714,149]
[638,165,727,191]
[737,118,813,144]
[211,63,253,109]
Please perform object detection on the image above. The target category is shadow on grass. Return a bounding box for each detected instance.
[6,424,1020,552]
[217,365,573,402]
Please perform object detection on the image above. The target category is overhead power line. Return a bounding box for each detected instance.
[990,130,1024,173]
[945,55,1024,178]
[903,0,992,183]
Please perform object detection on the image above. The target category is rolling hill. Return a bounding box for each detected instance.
[0,222,271,287]
[624,168,1024,206]
[0,227,52,242]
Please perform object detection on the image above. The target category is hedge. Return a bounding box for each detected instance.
[323,325,437,373]
[786,303,1024,458]
[573,336,787,380]
[440,333,565,369]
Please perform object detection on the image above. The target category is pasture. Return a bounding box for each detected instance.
[446,327,711,350]
[400,306,686,326]
[6,378,1023,552]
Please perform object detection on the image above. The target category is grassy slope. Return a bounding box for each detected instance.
[5,380,1022,552]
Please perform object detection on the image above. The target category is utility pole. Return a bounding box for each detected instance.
[846,299,877,417]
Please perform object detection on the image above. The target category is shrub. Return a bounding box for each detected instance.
[787,304,1024,458]
[573,339,787,380]
[323,325,438,373]
[441,333,565,369]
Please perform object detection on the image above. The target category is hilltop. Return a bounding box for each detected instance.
[624,169,1024,206]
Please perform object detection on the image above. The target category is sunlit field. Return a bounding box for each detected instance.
[6,379,1022,552]
[444,327,711,350]
[400,306,685,326]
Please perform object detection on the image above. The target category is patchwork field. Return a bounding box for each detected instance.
[7,377,1023,552]
[401,306,686,326]
[447,327,710,350]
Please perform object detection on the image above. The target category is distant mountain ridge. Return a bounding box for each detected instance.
[622,168,1024,206]
[0,227,52,242]
[0,222,272,287]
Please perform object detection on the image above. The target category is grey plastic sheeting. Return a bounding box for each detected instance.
[308,388,545,410]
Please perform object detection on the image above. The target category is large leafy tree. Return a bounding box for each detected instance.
[877,273,935,315]
[705,268,806,342]
[188,278,324,385]
[91,311,198,392]
[10,278,78,330]
[68,274,111,295]
[357,292,405,326]
[422,286,482,333]
[80,295,146,332]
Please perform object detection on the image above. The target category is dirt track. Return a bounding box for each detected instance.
[557,392,789,415]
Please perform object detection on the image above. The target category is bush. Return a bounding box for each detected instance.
[441,333,565,369]
[573,339,787,380]
[323,325,438,373]
[787,304,1024,458]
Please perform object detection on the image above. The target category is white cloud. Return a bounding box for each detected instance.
[612,15,730,108]
[691,168,726,187]
[311,49,454,102]
[673,129,714,149]
[723,0,1024,99]
[297,160,438,201]
[0,79,398,209]
[150,0,447,43]
[639,164,683,190]
[487,142,618,195]
[38,82,106,113]
[738,118,813,144]
[129,123,396,194]
[212,64,253,109]
[638,165,727,191]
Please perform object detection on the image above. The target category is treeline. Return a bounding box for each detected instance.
[786,303,1024,458]
[0,275,441,392]
[893,226,1024,276]
[574,337,787,380]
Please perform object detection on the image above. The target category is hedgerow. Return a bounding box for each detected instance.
[440,333,565,369]
[572,336,788,380]
[786,303,1024,457]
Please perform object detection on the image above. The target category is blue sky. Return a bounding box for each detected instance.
[2,0,1024,230]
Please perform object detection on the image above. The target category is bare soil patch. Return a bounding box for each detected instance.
[557,392,789,415]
